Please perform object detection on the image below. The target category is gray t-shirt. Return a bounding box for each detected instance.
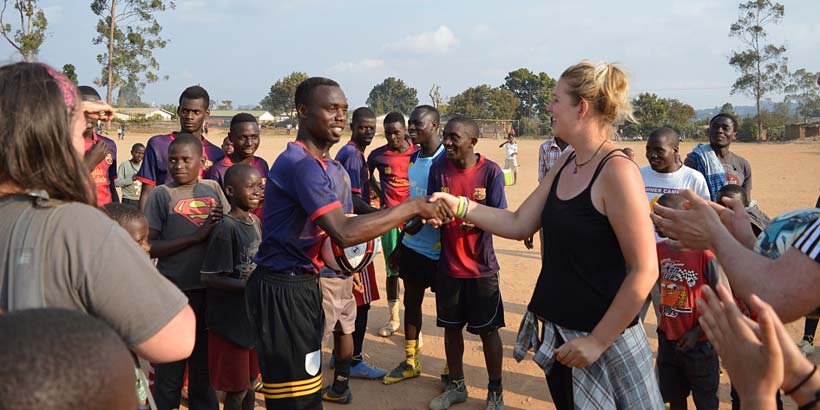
[144,179,228,290]
[0,196,188,346]
[684,150,752,192]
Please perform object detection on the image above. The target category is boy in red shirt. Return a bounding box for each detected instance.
[654,193,722,410]
[428,116,507,410]
[78,85,118,206]
[367,112,416,337]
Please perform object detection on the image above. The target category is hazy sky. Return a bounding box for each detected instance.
[3,0,819,110]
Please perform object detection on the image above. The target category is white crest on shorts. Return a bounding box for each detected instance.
[305,350,321,376]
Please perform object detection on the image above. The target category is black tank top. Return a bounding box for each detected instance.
[527,149,639,332]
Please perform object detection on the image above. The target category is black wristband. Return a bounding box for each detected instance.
[786,365,818,396]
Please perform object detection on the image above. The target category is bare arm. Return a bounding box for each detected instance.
[652,190,820,322]
[201,273,246,292]
[367,162,384,206]
[132,304,196,363]
[589,157,658,345]
[431,151,570,240]
[315,197,451,248]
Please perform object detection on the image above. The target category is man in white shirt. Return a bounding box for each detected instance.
[499,134,518,185]
[640,126,710,322]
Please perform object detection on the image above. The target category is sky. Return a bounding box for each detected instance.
[3,0,819,110]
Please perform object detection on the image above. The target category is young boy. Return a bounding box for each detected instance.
[498,134,518,185]
[102,202,152,409]
[137,86,224,209]
[208,113,269,220]
[334,106,386,379]
[716,184,770,236]
[78,85,118,206]
[383,105,445,386]
[654,193,721,410]
[428,116,507,410]
[367,112,416,337]
[200,164,263,410]
[144,133,228,410]
[222,136,235,156]
[102,203,151,255]
[116,143,146,208]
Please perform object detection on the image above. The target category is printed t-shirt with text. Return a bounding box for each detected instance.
[657,242,719,341]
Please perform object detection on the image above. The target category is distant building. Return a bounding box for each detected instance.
[114,108,174,121]
[208,110,282,127]
[785,121,820,140]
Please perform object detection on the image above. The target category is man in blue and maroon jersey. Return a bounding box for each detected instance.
[427,115,507,410]
[247,77,451,410]
[367,112,416,337]
[136,86,224,209]
[207,113,269,220]
[78,86,118,207]
[334,106,386,379]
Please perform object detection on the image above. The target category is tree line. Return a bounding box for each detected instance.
[2,0,817,138]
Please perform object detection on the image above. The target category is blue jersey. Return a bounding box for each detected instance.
[335,141,370,201]
[402,145,445,260]
[255,141,344,274]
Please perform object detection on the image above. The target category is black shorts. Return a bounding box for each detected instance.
[397,242,438,291]
[246,269,323,410]
[435,273,505,335]
[657,331,720,408]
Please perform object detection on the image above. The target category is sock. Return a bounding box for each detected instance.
[442,363,449,376]
[405,340,419,368]
[388,299,400,323]
[488,378,503,394]
[332,358,351,394]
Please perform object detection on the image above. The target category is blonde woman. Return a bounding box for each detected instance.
[431,61,662,408]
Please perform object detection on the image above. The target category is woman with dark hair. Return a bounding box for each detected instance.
[0,62,195,364]
[431,61,662,408]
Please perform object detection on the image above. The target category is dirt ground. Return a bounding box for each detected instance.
[114,127,820,410]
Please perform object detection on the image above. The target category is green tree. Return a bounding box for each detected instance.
[366,77,418,115]
[115,80,148,107]
[448,85,518,120]
[0,0,47,62]
[218,100,233,110]
[62,63,78,84]
[628,93,695,137]
[786,69,820,122]
[260,71,309,117]
[91,0,175,104]
[720,102,735,114]
[502,68,556,122]
[728,0,788,140]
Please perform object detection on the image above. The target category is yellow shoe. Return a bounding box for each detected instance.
[382,360,421,384]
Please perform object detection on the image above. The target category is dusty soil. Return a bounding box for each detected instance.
[114,127,820,409]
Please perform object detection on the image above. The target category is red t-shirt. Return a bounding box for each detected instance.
[367,144,415,208]
[657,242,719,340]
[84,132,117,206]
[428,155,507,279]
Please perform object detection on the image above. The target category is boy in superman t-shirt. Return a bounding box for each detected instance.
[427,116,507,410]
[144,133,228,410]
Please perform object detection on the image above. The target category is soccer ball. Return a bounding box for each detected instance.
[321,235,381,274]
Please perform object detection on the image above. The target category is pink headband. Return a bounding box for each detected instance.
[38,63,77,111]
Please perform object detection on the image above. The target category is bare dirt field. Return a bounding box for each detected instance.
[115,127,820,410]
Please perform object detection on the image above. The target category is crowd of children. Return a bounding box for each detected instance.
[5,62,820,410]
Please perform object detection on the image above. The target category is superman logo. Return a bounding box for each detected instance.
[174,197,213,227]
